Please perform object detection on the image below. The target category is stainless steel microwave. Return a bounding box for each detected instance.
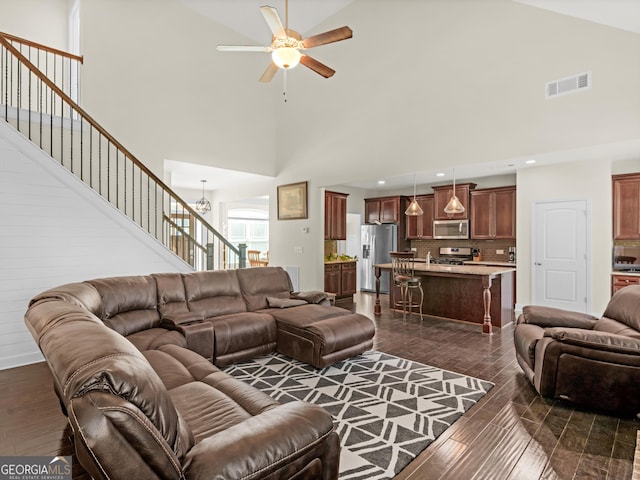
[433,219,469,239]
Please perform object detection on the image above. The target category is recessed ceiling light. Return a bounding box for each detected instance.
[436,172,445,177]
[525,159,537,164]
[378,180,386,184]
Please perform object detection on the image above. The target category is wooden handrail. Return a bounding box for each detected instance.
[0,31,84,63]
[0,34,239,256]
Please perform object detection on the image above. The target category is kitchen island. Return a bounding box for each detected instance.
[373,263,515,333]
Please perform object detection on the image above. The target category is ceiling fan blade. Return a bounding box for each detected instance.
[260,6,286,39]
[301,26,353,49]
[300,54,335,78]
[217,45,270,52]
[259,62,279,83]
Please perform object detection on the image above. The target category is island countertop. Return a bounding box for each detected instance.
[374,262,515,277]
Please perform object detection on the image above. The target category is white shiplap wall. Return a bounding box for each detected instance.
[0,121,194,370]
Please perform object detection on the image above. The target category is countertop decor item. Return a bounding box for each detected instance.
[195,179,211,214]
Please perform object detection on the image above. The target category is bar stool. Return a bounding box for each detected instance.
[390,251,423,320]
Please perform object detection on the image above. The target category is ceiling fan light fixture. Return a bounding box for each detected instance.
[272,47,301,69]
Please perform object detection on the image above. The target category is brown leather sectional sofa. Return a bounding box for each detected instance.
[25,266,376,480]
[514,285,640,416]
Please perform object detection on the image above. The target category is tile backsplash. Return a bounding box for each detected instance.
[326,236,515,262]
[411,239,516,262]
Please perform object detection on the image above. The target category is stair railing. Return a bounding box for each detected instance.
[0,32,245,270]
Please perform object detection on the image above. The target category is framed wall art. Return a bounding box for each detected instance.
[277,181,308,220]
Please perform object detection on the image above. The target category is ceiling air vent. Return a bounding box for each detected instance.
[546,71,591,99]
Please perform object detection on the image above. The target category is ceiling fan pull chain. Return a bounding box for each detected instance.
[283,69,288,102]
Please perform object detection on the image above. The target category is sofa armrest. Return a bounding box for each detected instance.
[161,311,204,326]
[519,305,598,329]
[161,313,213,360]
[544,327,640,355]
[182,401,339,480]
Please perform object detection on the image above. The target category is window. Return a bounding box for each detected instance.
[227,209,269,253]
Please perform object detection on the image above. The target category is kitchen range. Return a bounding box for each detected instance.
[430,247,473,265]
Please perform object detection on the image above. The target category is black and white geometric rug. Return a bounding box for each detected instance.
[223,351,494,479]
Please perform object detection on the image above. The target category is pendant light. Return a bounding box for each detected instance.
[444,168,465,215]
[195,179,211,214]
[405,173,424,216]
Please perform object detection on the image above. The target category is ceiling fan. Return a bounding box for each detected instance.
[216,0,353,83]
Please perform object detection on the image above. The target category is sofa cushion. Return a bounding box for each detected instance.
[236,266,292,311]
[520,305,598,329]
[153,272,189,316]
[87,276,160,335]
[593,317,640,339]
[262,304,351,326]
[205,312,277,364]
[183,271,247,317]
[127,328,188,352]
[26,299,194,459]
[147,345,279,443]
[266,297,307,308]
[28,282,102,316]
[603,285,640,331]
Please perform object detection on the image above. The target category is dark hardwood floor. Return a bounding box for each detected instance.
[1,292,637,479]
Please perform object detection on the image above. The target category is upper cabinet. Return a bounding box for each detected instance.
[405,195,434,240]
[613,173,640,240]
[470,186,516,240]
[364,196,405,224]
[432,183,476,220]
[325,191,348,240]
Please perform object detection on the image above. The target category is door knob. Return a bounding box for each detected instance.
[535,262,542,266]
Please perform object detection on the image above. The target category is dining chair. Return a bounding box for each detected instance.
[390,251,423,320]
[248,250,268,267]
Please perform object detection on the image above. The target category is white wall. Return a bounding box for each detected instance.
[78,0,278,180]
[0,0,68,48]
[516,158,619,315]
[0,122,193,370]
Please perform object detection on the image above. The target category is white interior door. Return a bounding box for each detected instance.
[532,200,589,312]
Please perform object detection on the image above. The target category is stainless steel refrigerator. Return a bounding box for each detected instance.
[360,224,397,293]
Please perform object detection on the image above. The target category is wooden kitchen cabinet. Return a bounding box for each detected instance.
[325,191,348,240]
[364,196,404,224]
[405,195,434,239]
[433,183,476,220]
[324,261,357,298]
[340,262,357,296]
[611,274,640,295]
[613,173,640,240]
[470,186,516,240]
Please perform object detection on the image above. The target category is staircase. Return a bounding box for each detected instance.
[0,32,245,271]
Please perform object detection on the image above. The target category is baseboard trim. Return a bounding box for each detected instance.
[0,352,44,371]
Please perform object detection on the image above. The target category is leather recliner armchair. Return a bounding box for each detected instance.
[514,285,640,416]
